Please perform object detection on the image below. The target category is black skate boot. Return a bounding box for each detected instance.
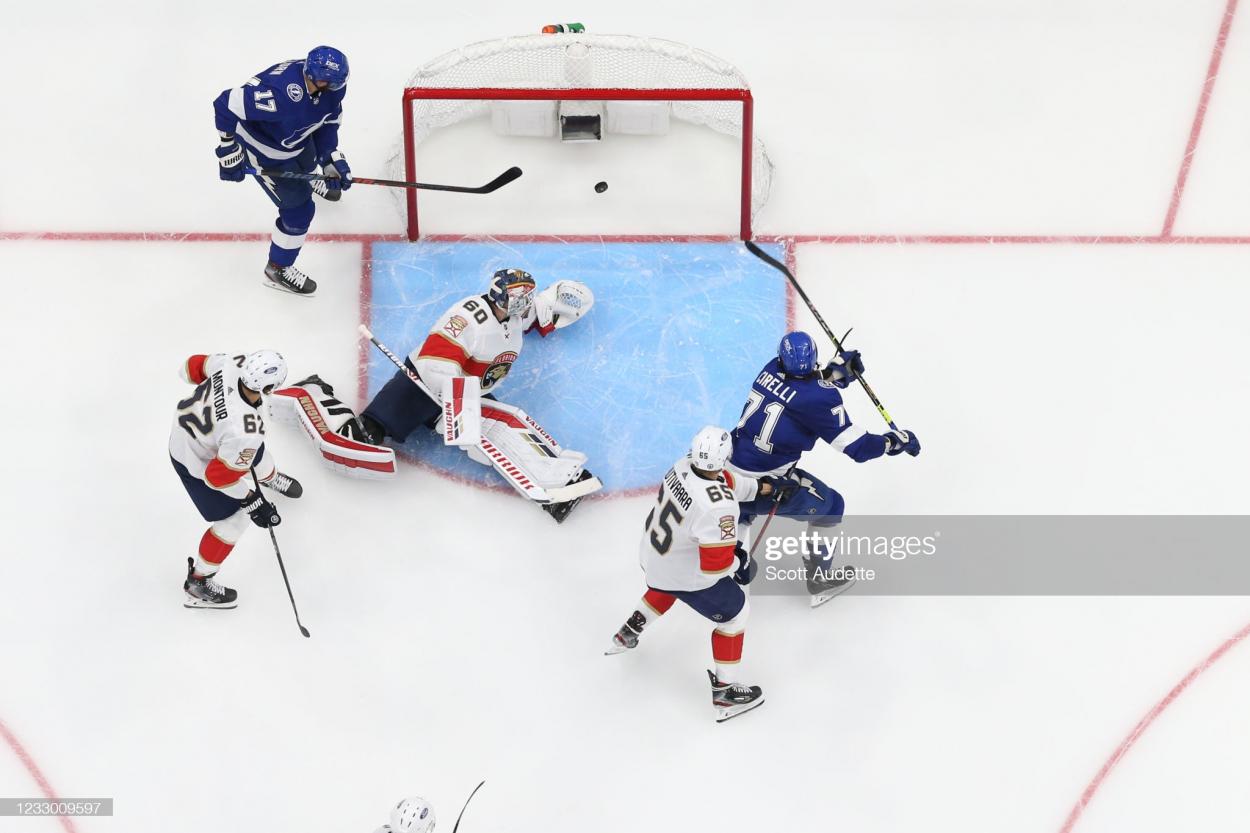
[805,555,856,608]
[261,470,303,499]
[604,610,647,655]
[183,557,238,609]
[543,469,597,524]
[352,413,387,445]
[708,670,765,722]
[263,262,317,297]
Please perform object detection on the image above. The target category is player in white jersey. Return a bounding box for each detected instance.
[605,426,789,722]
[168,351,302,608]
[357,267,595,518]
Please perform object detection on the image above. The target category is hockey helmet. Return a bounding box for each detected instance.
[778,331,818,376]
[487,268,537,319]
[241,350,288,394]
[389,796,436,833]
[690,425,732,473]
[305,45,350,91]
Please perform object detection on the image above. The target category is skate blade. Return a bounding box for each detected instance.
[604,641,633,656]
[715,696,765,723]
[810,576,857,608]
[262,278,316,298]
[184,595,237,610]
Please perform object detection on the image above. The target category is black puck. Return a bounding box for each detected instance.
[594,181,608,193]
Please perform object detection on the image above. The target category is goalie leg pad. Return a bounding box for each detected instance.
[472,400,603,503]
[272,378,396,480]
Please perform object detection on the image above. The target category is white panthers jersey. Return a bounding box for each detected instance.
[639,458,760,593]
[408,294,554,396]
[168,353,274,500]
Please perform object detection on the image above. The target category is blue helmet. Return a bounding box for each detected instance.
[305,45,350,91]
[778,331,818,376]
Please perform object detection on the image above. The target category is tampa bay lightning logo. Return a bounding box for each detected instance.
[286,83,304,102]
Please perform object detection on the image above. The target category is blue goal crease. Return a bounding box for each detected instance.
[365,240,787,493]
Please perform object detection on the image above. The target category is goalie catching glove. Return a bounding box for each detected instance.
[534,280,594,331]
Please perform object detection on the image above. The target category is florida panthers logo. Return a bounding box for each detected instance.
[482,351,519,389]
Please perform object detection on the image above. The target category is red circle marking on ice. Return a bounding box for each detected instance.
[0,716,80,833]
[1059,619,1250,832]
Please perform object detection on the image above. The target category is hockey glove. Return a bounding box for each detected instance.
[216,135,245,182]
[883,429,921,457]
[733,544,758,585]
[759,475,797,503]
[321,150,352,192]
[823,349,864,389]
[240,490,281,528]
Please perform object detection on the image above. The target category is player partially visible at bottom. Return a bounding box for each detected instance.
[606,426,787,722]
[374,796,435,833]
[168,351,303,609]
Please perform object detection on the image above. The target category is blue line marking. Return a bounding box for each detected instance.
[366,240,788,492]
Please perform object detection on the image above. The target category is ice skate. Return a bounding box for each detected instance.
[605,612,646,655]
[310,178,342,202]
[263,262,317,297]
[708,670,765,722]
[543,469,597,523]
[183,557,238,609]
[806,555,856,608]
[261,470,303,499]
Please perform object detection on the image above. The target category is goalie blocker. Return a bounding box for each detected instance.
[270,376,397,479]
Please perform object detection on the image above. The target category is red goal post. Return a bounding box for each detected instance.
[398,34,771,241]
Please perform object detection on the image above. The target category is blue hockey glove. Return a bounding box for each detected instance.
[321,150,352,191]
[216,135,245,182]
[884,429,921,457]
[823,349,864,389]
[733,544,757,585]
[759,475,797,503]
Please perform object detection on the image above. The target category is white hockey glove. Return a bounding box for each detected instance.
[535,280,594,330]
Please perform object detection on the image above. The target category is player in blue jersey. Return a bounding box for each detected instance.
[730,331,920,605]
[213,45,352,297]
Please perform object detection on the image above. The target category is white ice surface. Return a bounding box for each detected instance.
[2,1,1250,832]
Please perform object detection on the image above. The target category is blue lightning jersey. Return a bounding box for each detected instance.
[729,358,884,473]
[213,59,346,167]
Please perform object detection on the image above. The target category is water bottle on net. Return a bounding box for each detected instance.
[542,23,586,33]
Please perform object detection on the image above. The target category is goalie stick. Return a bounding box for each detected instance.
[745,240,910,440]
[243,165,522,194]
[357,325,602,504]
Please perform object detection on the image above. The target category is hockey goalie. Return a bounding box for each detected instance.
[288,268,598,521]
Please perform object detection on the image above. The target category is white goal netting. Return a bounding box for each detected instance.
[397,33,774,233]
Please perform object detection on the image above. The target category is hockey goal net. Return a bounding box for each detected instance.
[399,33,773,240]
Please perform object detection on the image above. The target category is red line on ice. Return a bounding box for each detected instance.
[1059,619,1250,832]
[0,717,79,833]
[1161,0,1240,237]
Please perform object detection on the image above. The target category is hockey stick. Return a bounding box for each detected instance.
[249,469,311,638]
[243,166,523,194]
[747,462,798,558]
[744,240,906,435]
[452,781,485,833]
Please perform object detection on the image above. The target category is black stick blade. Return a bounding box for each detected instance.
[476,166,523,193]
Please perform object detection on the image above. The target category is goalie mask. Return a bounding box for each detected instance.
[487,268,536,319]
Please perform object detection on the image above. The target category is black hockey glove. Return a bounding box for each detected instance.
[759,475,797,503]
[884,429,921,457]
[240,490,281,528]
[733,544,758,585]
[216,135,245,182]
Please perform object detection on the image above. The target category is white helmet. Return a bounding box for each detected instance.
[690,425,732,473]
[240,350,288,394]
[390,796,436,833]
